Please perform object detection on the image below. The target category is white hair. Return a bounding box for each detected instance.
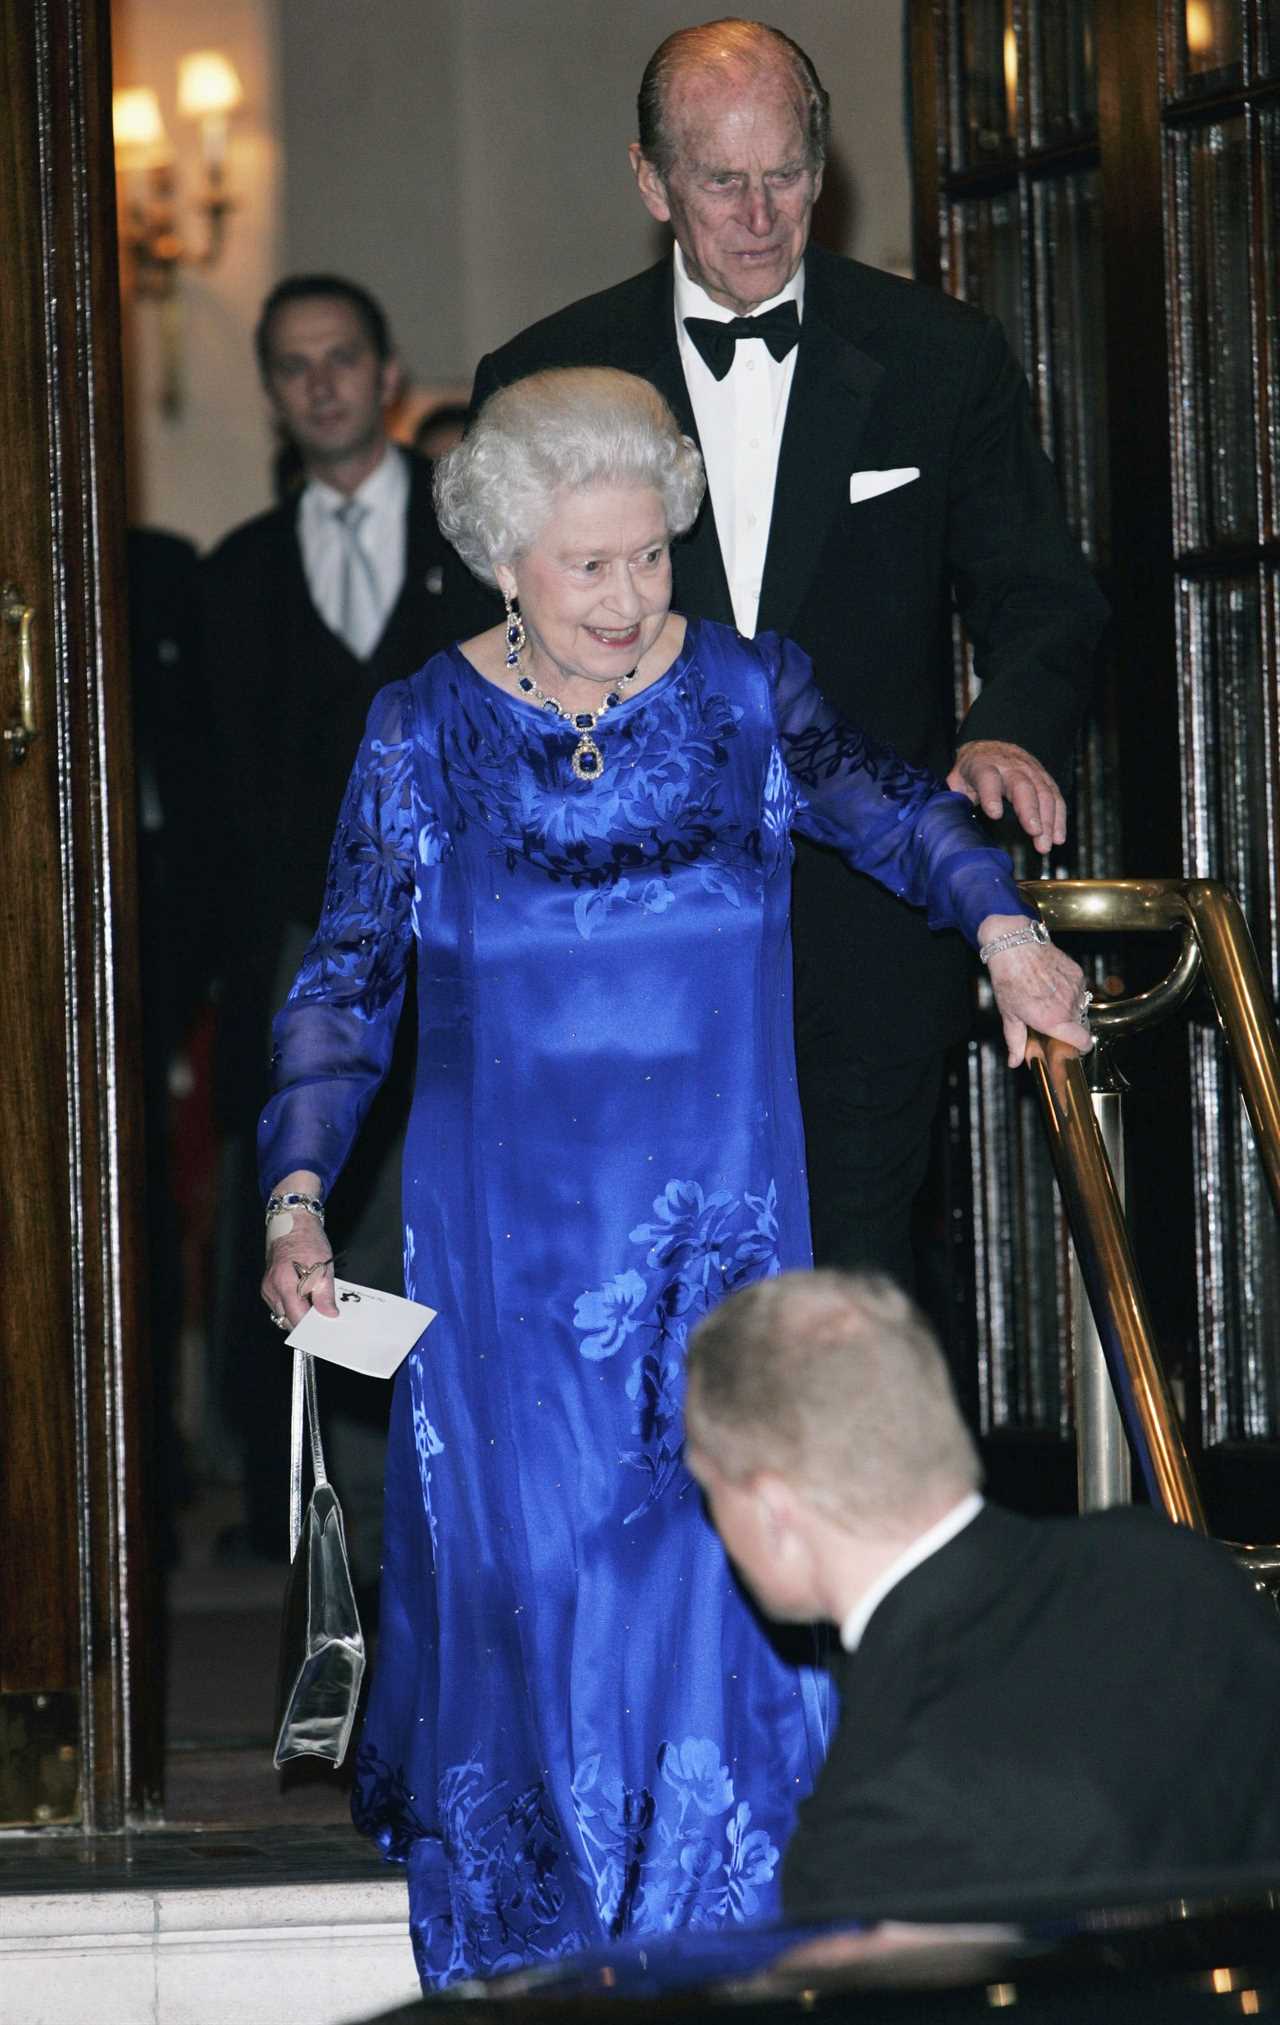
[434,367,706,586]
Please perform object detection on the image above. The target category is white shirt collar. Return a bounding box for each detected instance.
[673,240,805,327]
[839,1493,985,1653]
[304,438,406,518]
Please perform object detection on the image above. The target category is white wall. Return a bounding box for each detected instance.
[447,0,912,361]
[116,1,910,547]
[277,1,466,391]
[280,0,911,376]
[114,0,282,548]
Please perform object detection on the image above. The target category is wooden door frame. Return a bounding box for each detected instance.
[1,0,157,1828]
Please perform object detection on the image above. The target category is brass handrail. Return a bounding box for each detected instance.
[1183,884,1280,1220]
[1015,878,1280,1539]
[1024,879,1280,1220]
[1023,1035,1207,1530]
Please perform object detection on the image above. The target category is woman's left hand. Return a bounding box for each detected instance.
[978,916,1093,1068]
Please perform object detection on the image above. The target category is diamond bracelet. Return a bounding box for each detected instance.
[978,919,1050,965]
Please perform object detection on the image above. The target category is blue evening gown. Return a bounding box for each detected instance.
[257,617,1027,1989]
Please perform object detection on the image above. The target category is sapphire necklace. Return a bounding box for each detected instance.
[517,665,640,781]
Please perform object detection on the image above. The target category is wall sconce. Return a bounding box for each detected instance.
[112,51,243,416]
[113,53,242,294]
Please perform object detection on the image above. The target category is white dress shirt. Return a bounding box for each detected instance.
[297,441,409,658]
[839,1493,985,1653]
[673,242,804,639]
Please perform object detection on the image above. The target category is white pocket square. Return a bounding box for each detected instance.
[849,466,920,504]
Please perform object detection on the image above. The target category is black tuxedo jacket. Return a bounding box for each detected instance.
[202,447,453,1124]
[455,249,1109,1060]
[783,1504,1280,1924]
[128,528,207,1037]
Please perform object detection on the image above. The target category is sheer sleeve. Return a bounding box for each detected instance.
[763,632,1033,945]
[257,680,436,1196]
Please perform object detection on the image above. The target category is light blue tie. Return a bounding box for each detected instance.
[333,498,382,658]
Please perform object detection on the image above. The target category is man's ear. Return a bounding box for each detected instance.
[629,142,673,225]
[755,1471,805,1553]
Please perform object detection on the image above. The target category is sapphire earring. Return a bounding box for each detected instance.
[503,592,527,669]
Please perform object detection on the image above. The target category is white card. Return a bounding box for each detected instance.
[286,1279,436,1378]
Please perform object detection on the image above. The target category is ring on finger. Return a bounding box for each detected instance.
[269,1310,290,1332]
[294,1257,333,1288]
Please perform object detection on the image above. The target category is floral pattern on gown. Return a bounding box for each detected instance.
[258,619,1028,1991]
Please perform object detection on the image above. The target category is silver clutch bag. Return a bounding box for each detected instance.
[273,1348,366,1768]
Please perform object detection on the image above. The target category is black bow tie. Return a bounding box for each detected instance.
[682,300,800,381]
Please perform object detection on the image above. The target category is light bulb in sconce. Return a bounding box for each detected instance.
[112,87,167,164]
[112,85,172,245]
[1185,2,1213,57]
[177,50,243,176]
[1002,25,1018,133]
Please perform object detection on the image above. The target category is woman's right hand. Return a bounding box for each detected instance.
[978,919,1093,1069]
[260,1170,340,1331]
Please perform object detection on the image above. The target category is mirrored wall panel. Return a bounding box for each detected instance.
[1035,170,1108,561]
[929,0,1113,1443]
[1032,0,1098,148]
[1165,0,1280,1440]
[919,0,1280,1476]
[956,0,1018,165]
[1169,117,1258,550]
[949,191,1027,365]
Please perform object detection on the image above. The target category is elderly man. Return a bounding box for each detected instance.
[685,1270,1280,1923]
[451,20,1108,1289]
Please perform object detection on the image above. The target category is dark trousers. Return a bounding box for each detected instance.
[795,1026,945,1294]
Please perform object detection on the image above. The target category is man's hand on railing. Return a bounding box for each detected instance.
[948,739,1066,855]
[978,912,1093,1069]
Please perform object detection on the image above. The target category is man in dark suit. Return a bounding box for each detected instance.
[129,526,206,1556]
[685,1269,1280,1922]
[448,20,1109,1287]
[203,274,453,1562]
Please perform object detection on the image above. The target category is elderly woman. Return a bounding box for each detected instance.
[259,367,1089,1988]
